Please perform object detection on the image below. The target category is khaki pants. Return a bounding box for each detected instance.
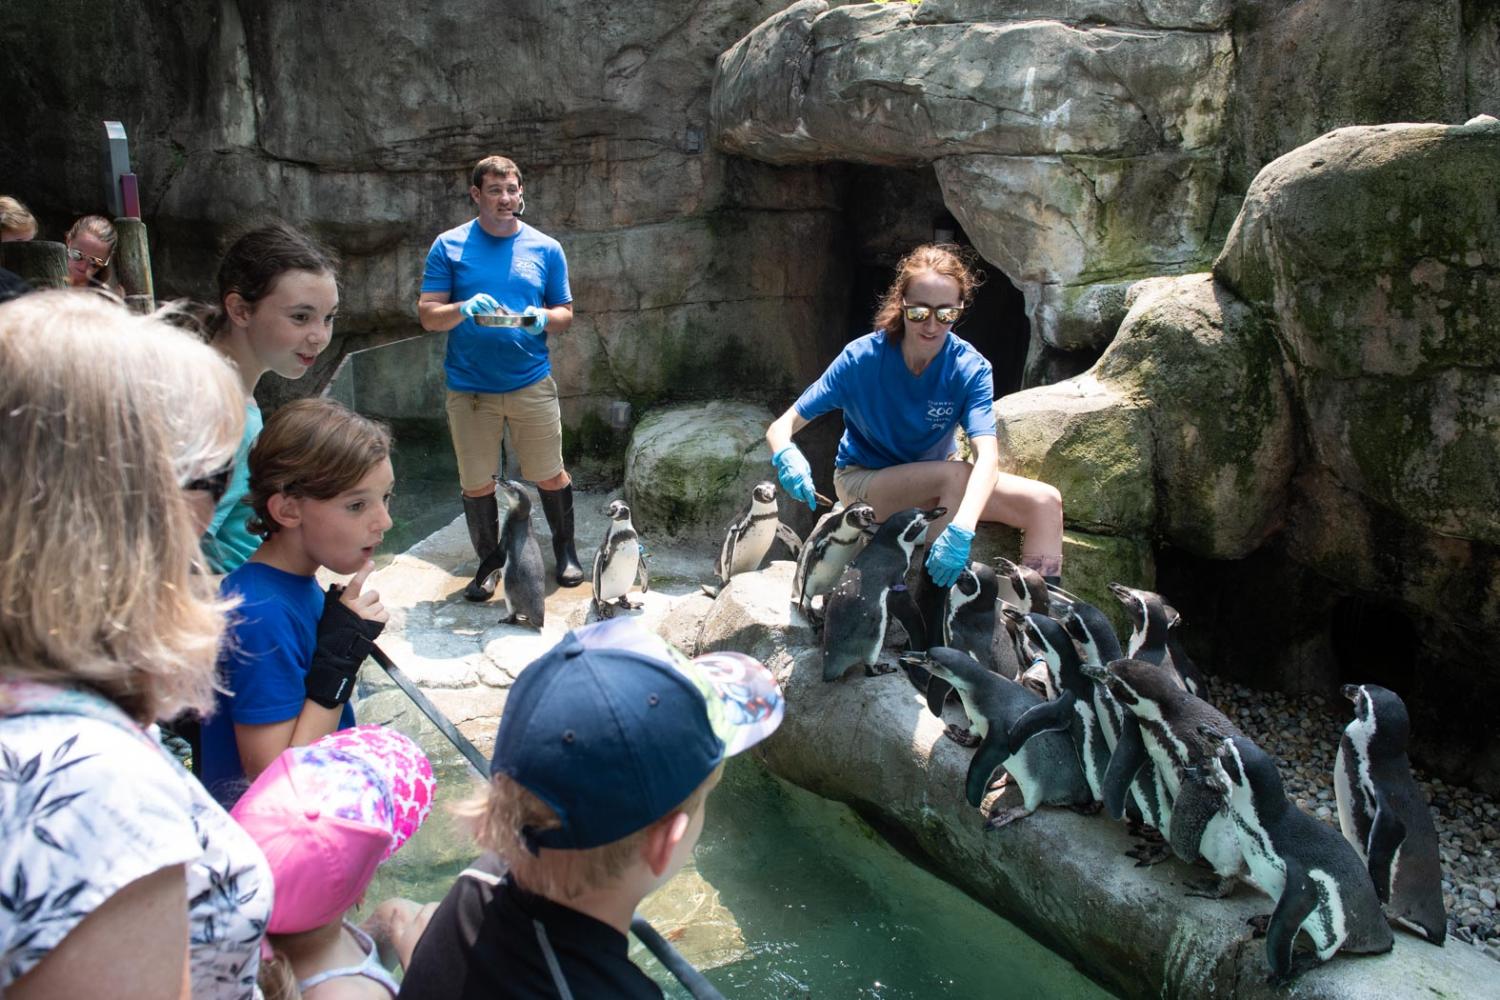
[445,378,564,490]
[832,464,883,506]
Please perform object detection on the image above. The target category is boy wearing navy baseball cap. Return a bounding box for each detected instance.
[399,617,785,999]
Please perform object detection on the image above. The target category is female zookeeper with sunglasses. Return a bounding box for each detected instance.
[766,243,1065,589]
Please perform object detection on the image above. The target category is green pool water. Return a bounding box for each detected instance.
[357,744,1113,998]
[348,405,1111,996]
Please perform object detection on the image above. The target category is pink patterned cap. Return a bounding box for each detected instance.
[232,725,434,934]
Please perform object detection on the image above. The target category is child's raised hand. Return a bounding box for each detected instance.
[339,561,390,625]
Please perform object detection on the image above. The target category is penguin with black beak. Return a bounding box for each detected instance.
[1335,683,1447,945]
[1201,726,1394,985]
[904,645,1091,829]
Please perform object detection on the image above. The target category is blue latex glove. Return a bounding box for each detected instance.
[925,524,974,587]
[771,445,817,511]
[522,305,548,333]
[459,293,500,317]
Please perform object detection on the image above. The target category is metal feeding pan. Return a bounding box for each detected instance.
[474,312,537,328]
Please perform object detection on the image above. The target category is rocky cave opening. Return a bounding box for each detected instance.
[837,165,1029,395]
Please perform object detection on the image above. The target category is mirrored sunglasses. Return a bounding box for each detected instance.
[902,304,963,324]
[65,246,111,270]
[184,464,234,505]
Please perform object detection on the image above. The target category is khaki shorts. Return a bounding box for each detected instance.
[446,378,564,490]
[832,464,882,506]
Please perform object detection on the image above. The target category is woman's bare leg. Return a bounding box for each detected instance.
[982,471,1064,577]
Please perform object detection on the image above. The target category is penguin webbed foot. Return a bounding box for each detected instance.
[594,600,615,620]
[863,660,897,678]
[1185,874,1239,899]
[1124,840,1173,867]
[984,805,1035,831]
[615,597,642,611]
[944,724,981,747]
[1126,818,1165,843]
[1246,913,1272,938]
[1069,800,1104,816]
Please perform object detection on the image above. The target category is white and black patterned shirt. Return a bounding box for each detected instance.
[0,682,272,998]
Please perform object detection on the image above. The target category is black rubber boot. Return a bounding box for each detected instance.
[461,492,502,602]
[538,484,585,588]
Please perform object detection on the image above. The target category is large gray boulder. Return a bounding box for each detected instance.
[702,566,1498,1000]
[997,273,1294,560]
[712,1,1235,351]
[623,400,777,540]
[1217,120,1500,548]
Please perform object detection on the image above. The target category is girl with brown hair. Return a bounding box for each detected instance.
[198,398,395,804]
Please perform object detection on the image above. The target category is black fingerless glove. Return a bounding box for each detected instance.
[304,585,386,709]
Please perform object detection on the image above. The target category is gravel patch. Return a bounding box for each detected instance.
[1213,683,1500,962]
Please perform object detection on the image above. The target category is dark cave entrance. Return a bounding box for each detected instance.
[839,166,1030,397]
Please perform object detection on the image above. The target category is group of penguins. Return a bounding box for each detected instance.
[471,478,1450,985]
[706,482,1450,987]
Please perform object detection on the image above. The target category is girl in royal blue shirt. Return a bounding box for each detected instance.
[766,244,1065,587]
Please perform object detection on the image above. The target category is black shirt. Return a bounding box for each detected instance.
[399,852,664,1000]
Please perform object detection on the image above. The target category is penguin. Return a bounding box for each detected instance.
[480,479,545,628]
[591,499,649,620]
[791,501,876,622]
[1084,657,1246,895]
[1202,728,1395,985]
[1063,599,1168,846]
[822,507,944,682]
[1107,582,1209,698]
[903,562,1010,745]
[902,645,1092,828]
[994,556,1050,614]
[1334,683,1447,945]
[705,481,804,597]
[1003,610,1111,804]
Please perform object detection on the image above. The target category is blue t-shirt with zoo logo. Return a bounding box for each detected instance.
[422,219,572,394]
[794,330,996,471]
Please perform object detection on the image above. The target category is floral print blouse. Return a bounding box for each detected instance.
[0,681,271,998]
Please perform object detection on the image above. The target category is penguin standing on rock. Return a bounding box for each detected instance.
[822,506,943,682]
[1108,582,1209,698]
[591,499,649,619]
[478,479,545,628]
[792,501,876,621]
[903,645,1091,829]
[1003,611,1111,805]
[1202,728,1395,985]
[1084,658,1246,895]
[705,481,804,597]
[1334,683,1447,945]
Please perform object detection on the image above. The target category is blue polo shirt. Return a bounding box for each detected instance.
[421,219,572,394]
[200,562,355,803]
[795,330,996,470]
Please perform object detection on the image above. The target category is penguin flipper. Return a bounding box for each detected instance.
[925,677,954,717]
[775,522,804,557]
[637,549,650,594]
[1006,692,1077,757]
[1264,864,1321,985]
[1103,718,1148,821]
[965,735,1008,809]
[1365,789,1407,904]
[888,586,926,650]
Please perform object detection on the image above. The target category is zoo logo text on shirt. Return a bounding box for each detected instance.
[926,399,955,427]
[514,258,543,282]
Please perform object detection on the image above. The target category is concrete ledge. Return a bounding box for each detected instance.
[699,564,1495,1000]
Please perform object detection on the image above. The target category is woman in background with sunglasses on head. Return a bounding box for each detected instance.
[64,214,118,291]
[766,243,1065,589]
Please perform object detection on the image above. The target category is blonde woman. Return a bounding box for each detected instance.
[0,291,272,999]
